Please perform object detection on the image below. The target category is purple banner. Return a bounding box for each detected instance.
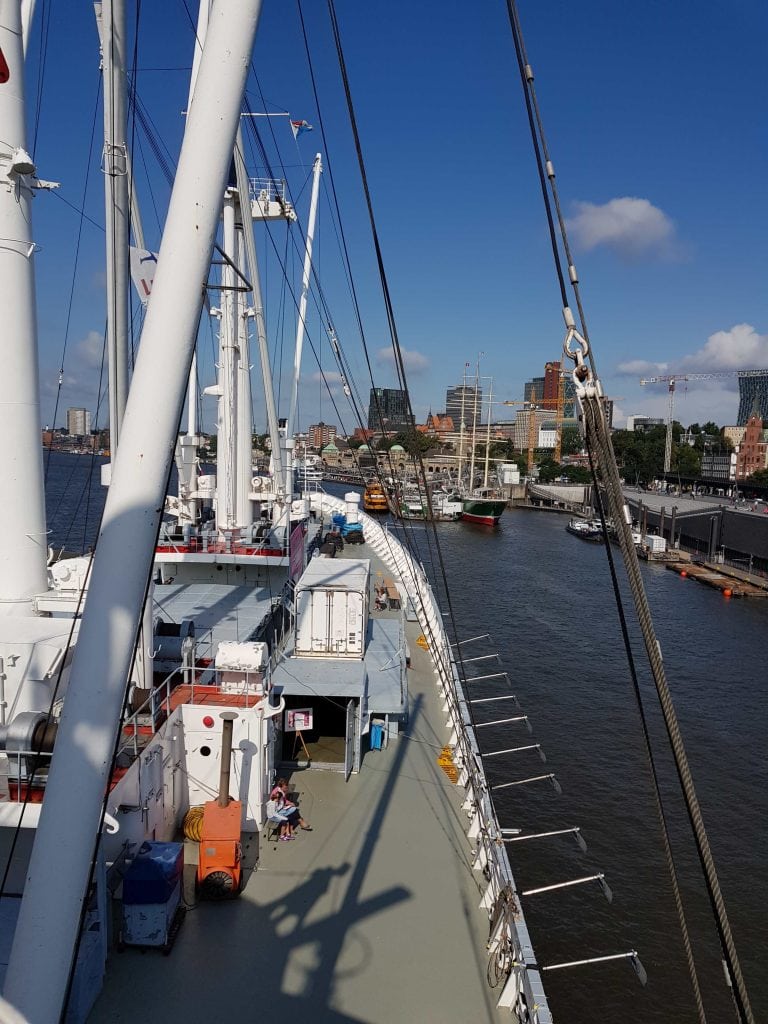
[290,523,305,580]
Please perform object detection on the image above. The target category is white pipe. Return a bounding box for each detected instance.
[216,192,238,530]
[101,0,130,455]
[0,1,48,608]
[286,152,322,441]
[4,5,264,1019]
[235,228,253,527]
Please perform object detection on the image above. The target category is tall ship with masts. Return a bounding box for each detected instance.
[0,4,553,1023]
[455,363,508,526]
[0,4,759,1024]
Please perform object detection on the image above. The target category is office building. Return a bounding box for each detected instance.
[445,384,482,432]
[523,376,545,405]
[367,388,412,432]
[625,415,665,433]
[737,374,768,426]
[307,422,337,449]
[66,407,91,437]
[512,408,552,450]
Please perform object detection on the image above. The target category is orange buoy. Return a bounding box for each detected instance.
[723,588,733,598]
[680,570,687,578]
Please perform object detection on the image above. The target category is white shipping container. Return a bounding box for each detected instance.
[643,534,667,553]
[295,559,370,658]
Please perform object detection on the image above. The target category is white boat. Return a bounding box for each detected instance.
[294,453,324,490]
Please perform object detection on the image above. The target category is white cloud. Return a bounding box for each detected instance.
[76,329,105,369]
[566,197,679,260]
[610,403,626,428]
[310,370,344,386]
[629,385,739,428]
[376,346,429,374]
[615,358,669,377]
[678,323,768,375]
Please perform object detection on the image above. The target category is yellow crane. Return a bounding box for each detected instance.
[502,389,539,473]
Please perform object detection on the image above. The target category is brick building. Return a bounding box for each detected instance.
[735,413,768,480]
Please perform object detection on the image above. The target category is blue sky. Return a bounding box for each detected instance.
[26,0,768,434]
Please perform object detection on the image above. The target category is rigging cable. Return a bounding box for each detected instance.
[504,1,754,1020]
[322,0,508,841]
[44,74,103,480]
[586,442,707,1024]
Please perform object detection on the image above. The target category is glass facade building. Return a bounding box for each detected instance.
[737,374,768,425]
[445,384,483,431]
[367,388,412,431]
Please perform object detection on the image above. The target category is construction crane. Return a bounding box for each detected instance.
[639,368,768,475]
[502,390,539,473]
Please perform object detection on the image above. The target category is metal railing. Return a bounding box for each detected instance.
[309,492,553,1023]
[248,177,286,203]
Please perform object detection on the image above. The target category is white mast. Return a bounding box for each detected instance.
[456,366,467,488]
[286,152,322,442]
[483,378,493,489]
[100,0,130,454]
[216,190,239,530]
[185,0,208,442]
[173,0,209,528]
[468,357,481,493]
[235,226,253,527]
[0,0,48,609]
[5,5,265,1019]
[232,138,284,492]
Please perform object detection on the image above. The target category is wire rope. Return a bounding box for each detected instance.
[502,3,755,1018]
[44,74,102,479]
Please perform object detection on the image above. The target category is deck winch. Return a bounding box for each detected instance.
[195,711,243,898]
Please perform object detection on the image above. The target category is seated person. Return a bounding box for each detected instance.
[266,791,295,841]
[271,778,312,831]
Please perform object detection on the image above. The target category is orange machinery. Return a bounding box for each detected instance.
[196,711,243,898]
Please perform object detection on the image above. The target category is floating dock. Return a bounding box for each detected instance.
[666,562,768,598]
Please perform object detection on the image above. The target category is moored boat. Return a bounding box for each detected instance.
[566,517,604,542]
[461,495,507,526]
[362,481,389,513]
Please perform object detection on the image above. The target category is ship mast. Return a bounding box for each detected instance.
[468,356,481,494]
[101,0,130,454]
[0,0,48,609]
[483,378,493,489]
[456,365,467,488]
[5,4,266,1018]
[286,153,323,445]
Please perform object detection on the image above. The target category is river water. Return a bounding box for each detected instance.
[45,455,766,1023]
[391,506,768,1024]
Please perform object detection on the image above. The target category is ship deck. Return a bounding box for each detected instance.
[90,547,508,1024]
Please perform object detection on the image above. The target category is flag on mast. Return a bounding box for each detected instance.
[290,119,313,140]
[129,246,159,302]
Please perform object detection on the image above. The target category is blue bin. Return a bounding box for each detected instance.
[123,841,184,905]
[370,723,384,751]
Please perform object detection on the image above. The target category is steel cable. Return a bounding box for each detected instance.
[583,395,753,1024]
[502,0,756,1014]
[586,444,708,1024]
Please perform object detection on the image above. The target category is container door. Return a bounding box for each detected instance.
[315,590,333,653]
[295,589,311,654]
[330,590,349,654]
[347,592,363,654]
[344,699,356,781]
